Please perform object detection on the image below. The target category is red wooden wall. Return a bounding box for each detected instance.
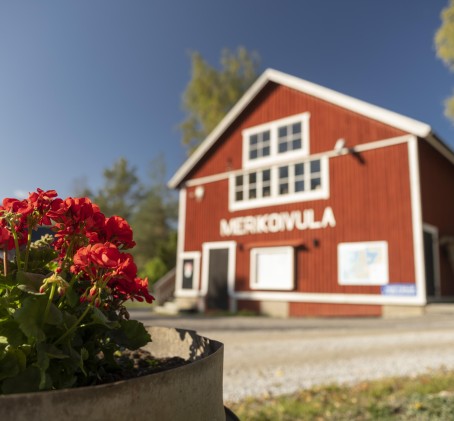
[419,141,454,295]
[181,80,417,299]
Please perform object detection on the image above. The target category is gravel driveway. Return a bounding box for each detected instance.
[130,310,454,403]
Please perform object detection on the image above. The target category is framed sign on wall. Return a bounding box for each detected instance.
[338,241,389,286]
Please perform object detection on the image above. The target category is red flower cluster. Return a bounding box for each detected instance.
[71,242,153,303]
[0,189,154,305]
[0,188,58,249]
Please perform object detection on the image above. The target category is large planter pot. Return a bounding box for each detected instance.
[0,327,227,421]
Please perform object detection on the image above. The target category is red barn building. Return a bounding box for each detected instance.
[168,69,454,317]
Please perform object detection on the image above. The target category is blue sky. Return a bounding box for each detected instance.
[0,1,452,200]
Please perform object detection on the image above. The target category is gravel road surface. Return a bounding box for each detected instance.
[130,310,454,403]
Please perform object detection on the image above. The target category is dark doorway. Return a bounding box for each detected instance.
[206,248,229,311]
[423,230,436,297]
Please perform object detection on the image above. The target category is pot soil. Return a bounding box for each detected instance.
[0,327,228,421]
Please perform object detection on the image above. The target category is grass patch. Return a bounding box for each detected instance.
[229,370,454,420]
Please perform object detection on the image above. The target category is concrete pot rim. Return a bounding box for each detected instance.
[0,326,227,421]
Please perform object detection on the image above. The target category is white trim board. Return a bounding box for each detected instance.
[169,68,436,189]
[174,188,189,297]
[233,291,425,306]
[185,134,412,189]
[408,136,427,304]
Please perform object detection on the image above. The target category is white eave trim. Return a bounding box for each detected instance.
[168,70,272,189]
[169,68,433,189]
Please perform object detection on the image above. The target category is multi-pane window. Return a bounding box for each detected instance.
[278,122,302,154]
[310,160,321,190]
[243,113,310,169]
[234,169,273,202]
[234,175,243,201]
[277,159,322,196]
[278,166,289,195]
[262,169,271,197]
[249,130,271,160]
[233,158,326,207]
[294,163,305,192]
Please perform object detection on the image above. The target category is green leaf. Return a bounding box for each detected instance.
[64,284,79,308]
[110,319,151,350]
[1,366,41,394]
[36,343,50,390]
[13,296,47,343]
[0,347,27,381]
[90,307,119,329]
[0,319,27,347]
[16,270,47,294]
[45,302,63,326]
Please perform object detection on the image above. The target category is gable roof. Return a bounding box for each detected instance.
[169,68,438,189]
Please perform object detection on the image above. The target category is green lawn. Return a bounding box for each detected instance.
[229,370,454,420]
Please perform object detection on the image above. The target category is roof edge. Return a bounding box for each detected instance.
[169,68,433,189]
[168,70,272,189]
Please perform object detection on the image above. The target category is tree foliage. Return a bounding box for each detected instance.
[435,0,454,120]
[180,47,260,154]
[85,158,143,221]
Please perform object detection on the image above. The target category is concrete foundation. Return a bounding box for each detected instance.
[382,305,425,318]
[260,301,290,318]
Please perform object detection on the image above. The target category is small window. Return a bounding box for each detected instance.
[294,163,305,192]
[248,172,257,199]
[310,159,321,191]
[248,130,271,160]
[278,166,289,195]
[179,252,201,293]
[250,247,294,290]
[278,122,303,154]
[243,113,310,169]
[234,175,244,201]
[262,169,271,197]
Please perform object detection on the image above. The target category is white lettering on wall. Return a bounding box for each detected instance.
[220,207,336,237]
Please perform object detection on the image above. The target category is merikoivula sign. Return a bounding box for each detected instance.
[220,207,336,237]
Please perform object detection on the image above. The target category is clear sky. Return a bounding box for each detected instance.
[0,1,452,200]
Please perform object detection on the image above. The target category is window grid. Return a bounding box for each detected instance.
[235,159,323,203]
[244,113,309,169]
[249,130,271,160]
[235,169,275,202]
[278,122,302,154]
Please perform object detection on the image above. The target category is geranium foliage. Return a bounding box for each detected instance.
[0,189,154,393]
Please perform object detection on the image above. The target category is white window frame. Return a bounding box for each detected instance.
[250,246,294,290]
[242,112,310,170]
[176,251,201,297]
[229,156,329,212]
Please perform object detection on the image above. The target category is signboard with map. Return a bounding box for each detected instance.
[338,241,389,285]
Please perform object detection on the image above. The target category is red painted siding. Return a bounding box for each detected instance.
[186,83,406,181]
[184,143,415,295]
[419,140,454,295]
[290,302,382,317]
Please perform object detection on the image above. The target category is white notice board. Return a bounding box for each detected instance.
[338,241,389,285]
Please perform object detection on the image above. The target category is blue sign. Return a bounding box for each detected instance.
[381,284,417,296]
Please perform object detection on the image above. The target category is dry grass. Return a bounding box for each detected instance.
[229,369,454,420]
